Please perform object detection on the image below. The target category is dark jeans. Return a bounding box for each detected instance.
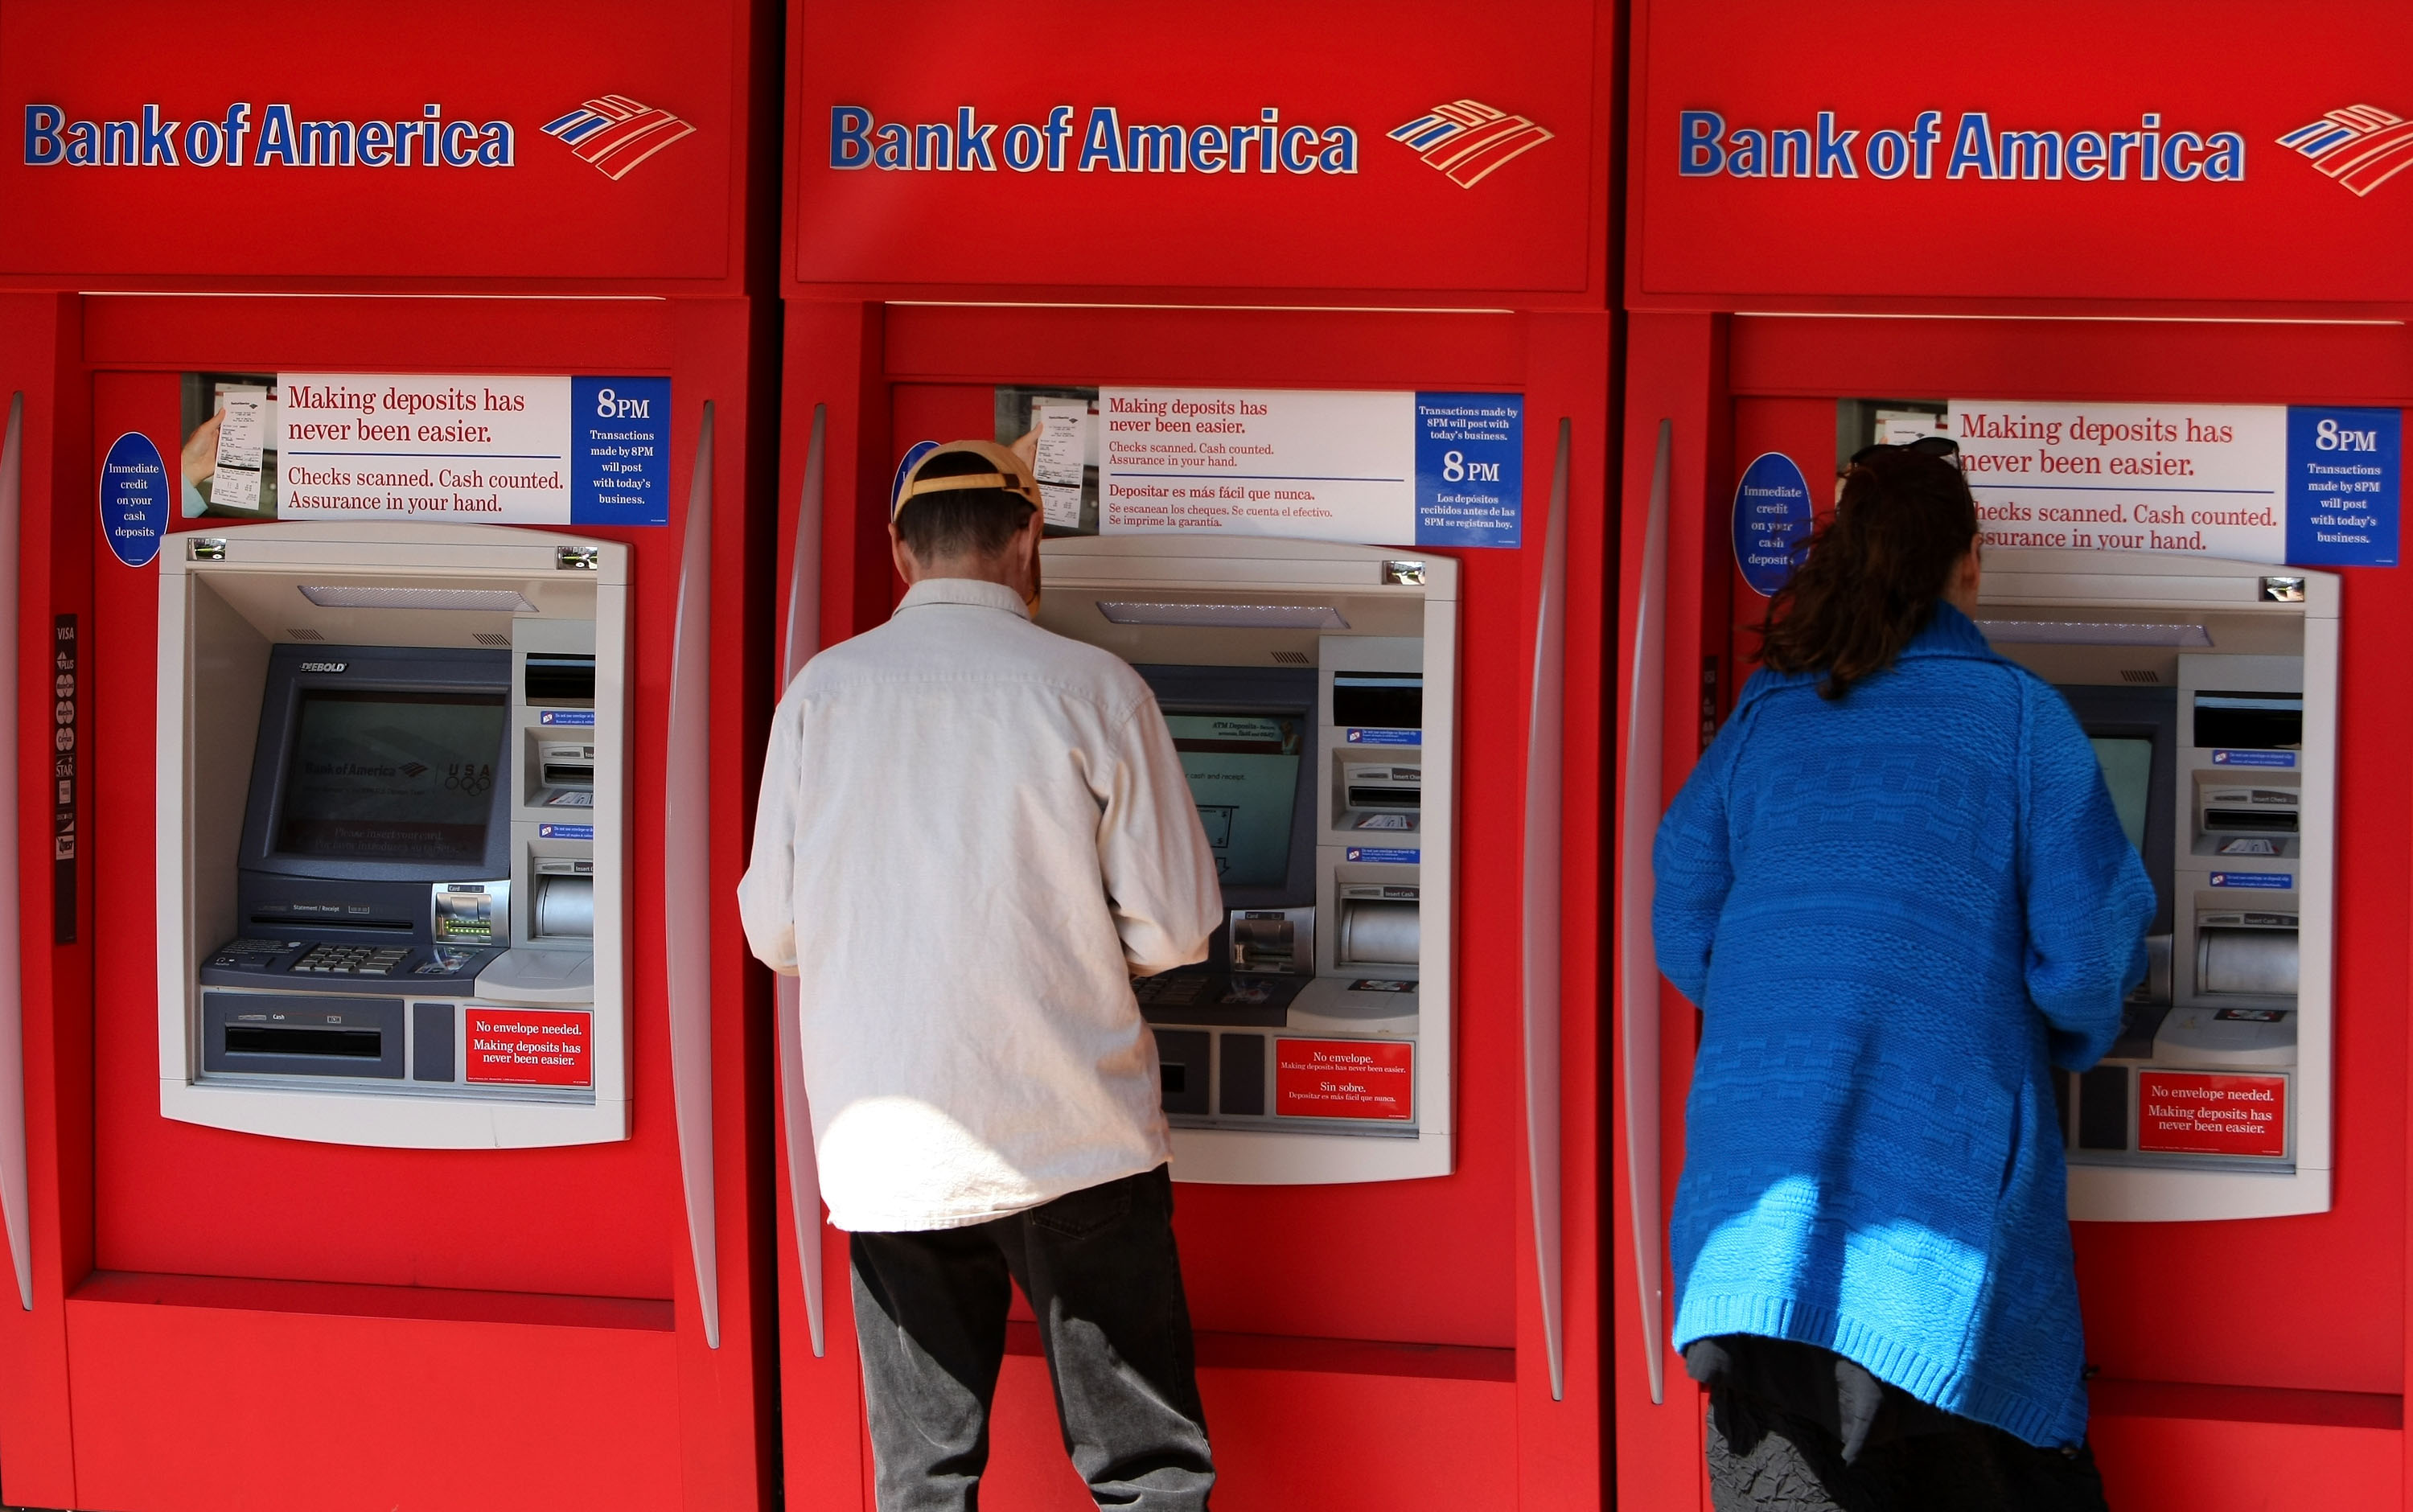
[849,1165,1215,1510]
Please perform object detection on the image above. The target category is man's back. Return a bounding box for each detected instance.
[739,577,1221,1231]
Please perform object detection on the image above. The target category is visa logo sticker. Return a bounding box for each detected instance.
[1345,728,1420,746]
[2210,871,2292,889]
[1346,847,1420,865]
[537,824,594,840]
[2211,749,2295,767]
[539,710,596,726]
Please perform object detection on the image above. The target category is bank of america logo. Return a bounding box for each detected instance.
[2278,105,2413,196]
[541,95,694,180]
[1388,100,1552,187]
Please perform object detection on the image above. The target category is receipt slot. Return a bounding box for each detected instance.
[1039,536,1458,1183]
[158,523,628,1147]
[1975,551,2337,1219]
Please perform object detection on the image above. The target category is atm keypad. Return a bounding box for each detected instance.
[293,944,409,976]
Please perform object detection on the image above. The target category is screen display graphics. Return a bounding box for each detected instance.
[1166,713,1301,887]
[276,689,506,864]
[2089,736,2153,856]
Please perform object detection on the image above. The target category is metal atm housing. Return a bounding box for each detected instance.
[1978,548,2337,1221]
[157,522,629,1148]
[1038,535,1458,1185]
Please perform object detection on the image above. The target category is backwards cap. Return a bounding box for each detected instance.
[894,439,1043,520]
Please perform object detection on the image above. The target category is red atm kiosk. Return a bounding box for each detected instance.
[775,2,1613,1506]
[0,4,778,1508]
[1618,5,2413,1508]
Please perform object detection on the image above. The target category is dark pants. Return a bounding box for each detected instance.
[849,1165,1215,1510]
[1706,1391,2111,1512]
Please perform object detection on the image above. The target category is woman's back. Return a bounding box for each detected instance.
[1656,601,2152,1448]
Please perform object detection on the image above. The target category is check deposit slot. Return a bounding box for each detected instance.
[1977,549,2337,1221]
[158,524,629,1148]
[1038,536,1457,1185]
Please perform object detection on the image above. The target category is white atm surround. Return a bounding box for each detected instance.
[156,523,630,1148]
[1979,548,2337,1222]
[1039,536,1458,1185]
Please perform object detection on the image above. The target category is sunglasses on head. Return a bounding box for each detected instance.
[1851,434,1962,469]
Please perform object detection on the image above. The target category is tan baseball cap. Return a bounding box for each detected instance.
[894,439,1043,520]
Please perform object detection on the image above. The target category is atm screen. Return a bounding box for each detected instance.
[1166,712,1302,886]
[274,689,508,864]
[2090,737,2153,855]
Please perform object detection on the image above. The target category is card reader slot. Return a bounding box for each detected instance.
[541,762,596,788]
[224,1025,383,1058]
[1346,785,1421,809]
[250,914,413,931]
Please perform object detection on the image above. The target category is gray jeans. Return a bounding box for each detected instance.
[849,1166,1215,1510]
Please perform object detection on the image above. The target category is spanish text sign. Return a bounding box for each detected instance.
[1097,388,1523,549]
[273,373,671,526]
[1946,400,2399,567]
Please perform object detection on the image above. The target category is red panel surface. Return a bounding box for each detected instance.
[1632,1,2413,314]
[2090,1416,2402,1512]
[1622,318,2413,1509]
[0,293,778,1511]
[979,1350,1520,1511]
[87,367,676,1302]
[787,0,1615,305]
[64,1290,682,1511]
[0,0,749,292]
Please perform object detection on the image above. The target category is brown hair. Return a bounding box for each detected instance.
[1756,448,1979,700]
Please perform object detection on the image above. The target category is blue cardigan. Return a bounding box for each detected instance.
[1652,604,2154,1448]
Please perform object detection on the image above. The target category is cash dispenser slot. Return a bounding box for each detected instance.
[2197,911,2300,997]
[1336,890,1419,965]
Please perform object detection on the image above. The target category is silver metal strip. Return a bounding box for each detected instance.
[1522,417,1571,1401]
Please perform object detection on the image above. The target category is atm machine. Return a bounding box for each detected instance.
[1038,537,1457,1181]
[1974,550,2336,1219]
[158,523,627,1147]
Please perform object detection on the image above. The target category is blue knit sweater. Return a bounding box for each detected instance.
[1652,604,2154,1448]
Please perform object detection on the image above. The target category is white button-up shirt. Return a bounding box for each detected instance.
[738,577,1222,1231]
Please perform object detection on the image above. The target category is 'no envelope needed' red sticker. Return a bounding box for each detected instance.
[465,1009,591,1087]
[2136,1070,2286,1158]
[1276,1038,1412,1120]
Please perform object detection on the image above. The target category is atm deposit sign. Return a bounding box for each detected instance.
[265,372,670,527]
[1948,399,2400,567]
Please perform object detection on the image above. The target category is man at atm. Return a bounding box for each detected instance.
[739,440,1223,1509]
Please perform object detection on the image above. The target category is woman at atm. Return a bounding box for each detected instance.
[1653,443,2156,1510]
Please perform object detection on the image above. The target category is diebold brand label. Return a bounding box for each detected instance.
[464,1009,590,1087]
[2136,1070,2286,1157]
[1275,1038,1412,1120]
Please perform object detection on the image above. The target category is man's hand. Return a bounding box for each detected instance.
[1009,420,1041,471]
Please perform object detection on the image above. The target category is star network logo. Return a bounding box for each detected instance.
[541,94,693,180]
[1387,99,1552,187]
[2278,105,2413,196]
